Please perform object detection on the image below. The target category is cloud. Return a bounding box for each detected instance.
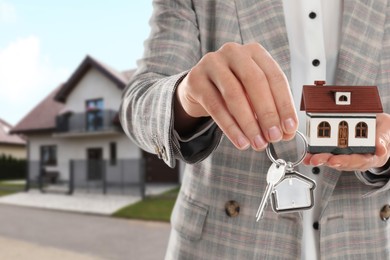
[0,0,17,24]
[0,36,69,125]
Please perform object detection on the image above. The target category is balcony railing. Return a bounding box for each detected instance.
[56,109,121,134]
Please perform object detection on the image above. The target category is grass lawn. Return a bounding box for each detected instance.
[112,186,180,222]
[0,180,25,197]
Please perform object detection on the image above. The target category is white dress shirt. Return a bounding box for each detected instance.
[282,0,343,259]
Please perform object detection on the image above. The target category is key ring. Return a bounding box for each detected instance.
[266,131,308,170]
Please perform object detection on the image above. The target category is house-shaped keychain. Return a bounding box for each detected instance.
[300,80,383,154]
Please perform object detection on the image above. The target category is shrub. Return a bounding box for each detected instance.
[0,154,26,180]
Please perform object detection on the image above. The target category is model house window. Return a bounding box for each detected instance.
[110,142,117,165]
[86,99,104,131]
[339,95,348,102]
[318,121,331,138]
[40,145,57,166]
[335,92,351,105]
[355,122,368,138]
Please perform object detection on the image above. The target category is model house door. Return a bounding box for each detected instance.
[87,148,103,180]
[338,121,348,148]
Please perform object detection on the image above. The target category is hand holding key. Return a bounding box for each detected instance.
[174,42,298,151]
[256,159,287,221]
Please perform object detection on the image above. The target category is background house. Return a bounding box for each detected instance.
[12,56,179,194]
[0,119,26,159]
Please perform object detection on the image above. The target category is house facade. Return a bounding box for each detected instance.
[12,56,179,192]
[300,81,383,154]
[0,119,26,159]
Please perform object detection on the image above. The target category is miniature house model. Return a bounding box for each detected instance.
[300,81,383,154]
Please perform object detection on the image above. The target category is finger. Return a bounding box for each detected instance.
[223,44,284,143]
[247,43,298,138]
[327,154,375,171]
[208,54,268,150]
[307,153,332,166]
[197,80,251,150]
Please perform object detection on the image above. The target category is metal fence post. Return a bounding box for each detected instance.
[69,160,74,195]
[25,161,30,192]
[140,158,146,200]
[39,163,45,193]
[102,160,107,195]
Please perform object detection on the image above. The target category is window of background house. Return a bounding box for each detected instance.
[40,145,57,166]
[86,98,104,131]
[317,121,331,138]
[355,122,368,138]
[110,142,117,165]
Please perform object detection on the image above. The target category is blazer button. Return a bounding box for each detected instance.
[225,200,240,217]
[312,167,320,175]
[380,204,390,221]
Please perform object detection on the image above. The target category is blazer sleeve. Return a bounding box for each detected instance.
[119,0,222,168]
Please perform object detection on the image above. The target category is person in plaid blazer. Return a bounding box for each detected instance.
[120,0,390,259]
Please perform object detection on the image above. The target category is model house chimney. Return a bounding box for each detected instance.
[314,80,326,86]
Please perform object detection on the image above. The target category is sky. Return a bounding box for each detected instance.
[0,0,153,125]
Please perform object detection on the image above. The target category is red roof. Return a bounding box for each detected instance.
[300,82,383,113]
[0,119,26,146]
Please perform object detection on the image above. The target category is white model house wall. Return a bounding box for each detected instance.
[306,113,376,148]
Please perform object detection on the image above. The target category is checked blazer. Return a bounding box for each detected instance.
[120,0,390,259]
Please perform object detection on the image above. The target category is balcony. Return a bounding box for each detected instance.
[55,109,121,137]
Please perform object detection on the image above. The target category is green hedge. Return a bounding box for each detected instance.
[0,155,26,180]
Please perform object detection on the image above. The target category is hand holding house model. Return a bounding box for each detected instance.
[300,80,383,155]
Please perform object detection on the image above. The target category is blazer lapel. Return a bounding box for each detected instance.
[234,0,291,81]
[336,0,388,85]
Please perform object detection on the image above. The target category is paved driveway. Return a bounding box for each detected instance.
[0,204,171,260]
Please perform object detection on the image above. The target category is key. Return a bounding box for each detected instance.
[256,159,286,222]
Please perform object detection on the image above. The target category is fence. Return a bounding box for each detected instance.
[26,159,145,198]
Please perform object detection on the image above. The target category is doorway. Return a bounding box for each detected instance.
[338,121,349,148]
[87,148,103,180]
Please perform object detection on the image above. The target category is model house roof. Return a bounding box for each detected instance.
[0,119,26,146]
[300,81,383,113]
[12,85,65,134]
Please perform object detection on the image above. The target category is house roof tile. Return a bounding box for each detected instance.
[11,55,134,134]
[11,85,65,134]
[300,83,383,113]
[0,119,26,146]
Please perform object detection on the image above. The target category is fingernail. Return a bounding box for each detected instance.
[268,126,282,142]
[253,134,267,150]
[237,135,250,150]
[283,118,296,133]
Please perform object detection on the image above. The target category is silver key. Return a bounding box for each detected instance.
[256,159,286,221]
